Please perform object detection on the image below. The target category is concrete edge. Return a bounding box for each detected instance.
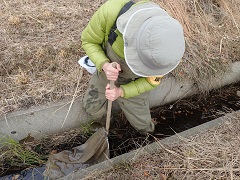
[62,110,240,179]
[0,62,239,141]
[0,97,88,140]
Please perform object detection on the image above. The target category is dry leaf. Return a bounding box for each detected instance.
[51,150,58,154]
[237,91,240,97]
[160,173,167,180]
[144,171,150,177]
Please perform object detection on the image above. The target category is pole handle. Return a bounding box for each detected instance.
[105,63,117,132]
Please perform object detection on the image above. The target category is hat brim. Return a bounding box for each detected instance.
[117,3,181,77]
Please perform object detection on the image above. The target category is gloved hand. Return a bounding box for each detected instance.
[102,62,121,81]
[105,84,123,101]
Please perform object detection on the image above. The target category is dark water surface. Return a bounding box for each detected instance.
[1,166,45,180]
[109,82,240,157]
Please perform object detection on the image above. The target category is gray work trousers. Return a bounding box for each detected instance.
[82,43,154,133]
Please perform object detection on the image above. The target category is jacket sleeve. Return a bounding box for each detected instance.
[120,76,163,98]
[81,2,110,72]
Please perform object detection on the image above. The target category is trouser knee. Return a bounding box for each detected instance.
[83,99,107,124]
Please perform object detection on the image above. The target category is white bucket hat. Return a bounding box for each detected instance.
[117,2,185,77]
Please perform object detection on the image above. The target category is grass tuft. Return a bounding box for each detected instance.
[0,135,46,170]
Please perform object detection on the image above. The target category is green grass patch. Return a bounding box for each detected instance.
[0,135,47,169]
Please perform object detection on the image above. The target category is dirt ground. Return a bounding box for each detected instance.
[0,0,240,179]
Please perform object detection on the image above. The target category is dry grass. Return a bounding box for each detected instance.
[0,0,105,115]
[0,0,239,114]
[153,0,240,86]
[82,111,240,180]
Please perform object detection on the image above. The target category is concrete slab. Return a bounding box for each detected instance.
[0,61,240,141]
[0,99,87,141]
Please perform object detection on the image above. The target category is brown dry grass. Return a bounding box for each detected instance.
[0,0,105,115]
[82,111,240,180]
[0,0,239,115]
[153,0,240,86]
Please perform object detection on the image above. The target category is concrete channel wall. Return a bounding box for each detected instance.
[0,61,240,141]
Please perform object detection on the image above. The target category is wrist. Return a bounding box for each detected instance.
[102,62,110,72]
[118,87,124,97]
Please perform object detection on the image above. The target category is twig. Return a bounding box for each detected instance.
[26,15,45,26]
[151,135,185,160]
[2,0,9,8]
[221,1,239,33]
[0,152,8,159]
[4,114,10,128]
[61,68,83,128]
[219,37,224,54]
[157,167,240,172]
[35,92,84,133]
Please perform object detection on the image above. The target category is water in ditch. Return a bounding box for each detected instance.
[1,82,240,179]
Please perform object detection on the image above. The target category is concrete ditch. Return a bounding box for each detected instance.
[0,61,240,141]
[60,110,240,180]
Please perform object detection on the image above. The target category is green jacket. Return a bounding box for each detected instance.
[81,0,161,98]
